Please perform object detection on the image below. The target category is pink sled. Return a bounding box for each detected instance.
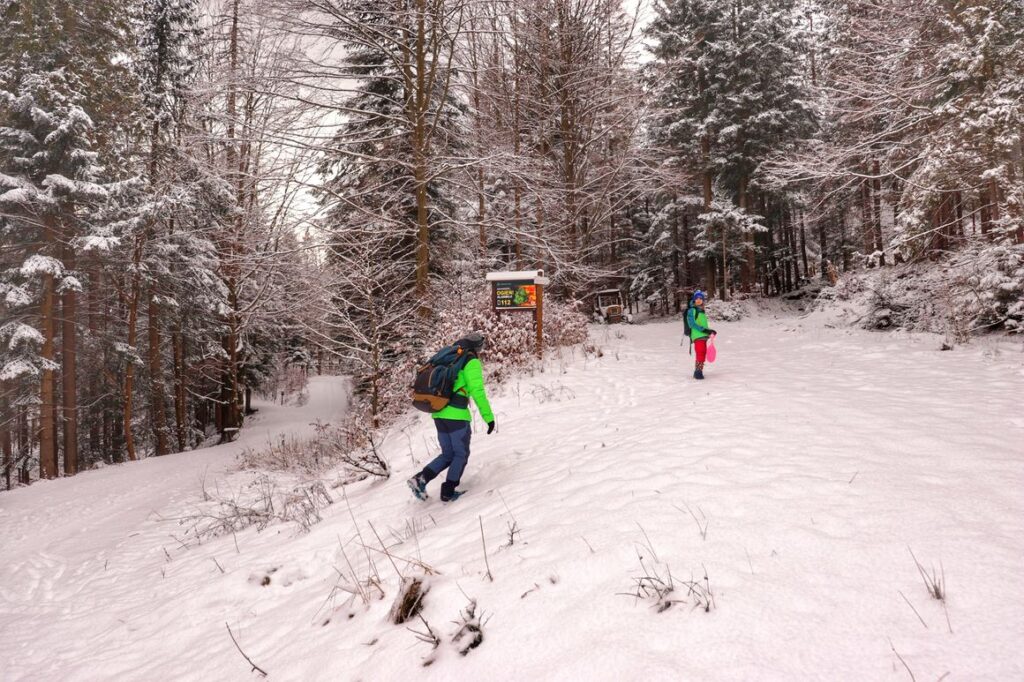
[706,333,717,363]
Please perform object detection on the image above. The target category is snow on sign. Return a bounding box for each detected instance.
[495,281,537,309]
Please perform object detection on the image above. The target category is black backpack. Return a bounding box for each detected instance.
[411,343,475,413]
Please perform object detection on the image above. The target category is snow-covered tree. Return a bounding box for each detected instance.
[646,0,816,298]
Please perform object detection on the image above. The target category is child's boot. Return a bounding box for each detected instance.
[694,362,705,380]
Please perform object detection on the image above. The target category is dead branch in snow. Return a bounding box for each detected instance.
[225,622,268,678]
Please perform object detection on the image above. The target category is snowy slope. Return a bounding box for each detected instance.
[2,319,1023,681]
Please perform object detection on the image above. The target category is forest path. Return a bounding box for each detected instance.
[0,376,350,674]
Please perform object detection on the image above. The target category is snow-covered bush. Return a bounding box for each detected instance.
[949,242,1024,334]
[822,241,1024,338]
[451,599,485,655]
[351,284,591,428]
[238,418,389,480]
[423,286,586,377]
[545,298,590,347]
[707,299,748,322]
[410,599,487,666]
[177,473,335,545]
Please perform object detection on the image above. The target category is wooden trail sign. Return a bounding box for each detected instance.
[486,270,549,357]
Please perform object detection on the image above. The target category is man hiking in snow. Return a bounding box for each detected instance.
[408,332,495,502]
[686,290,716,380]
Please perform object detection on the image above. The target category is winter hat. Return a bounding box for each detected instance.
[690,290,707,305]
[460,331,486,352]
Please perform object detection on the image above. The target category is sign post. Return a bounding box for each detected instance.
[486,270,550,357]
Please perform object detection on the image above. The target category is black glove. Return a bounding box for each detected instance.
[486,421,496,434]
[706,329,717,336]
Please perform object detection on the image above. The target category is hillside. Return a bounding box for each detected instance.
[3,317,1023,681]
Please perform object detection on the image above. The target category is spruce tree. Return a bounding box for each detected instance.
[646,0,815,296]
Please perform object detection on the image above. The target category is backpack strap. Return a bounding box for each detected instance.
[445,351,477,409]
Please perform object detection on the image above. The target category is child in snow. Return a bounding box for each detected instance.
[407,332,495,502]
[687,290,716,380]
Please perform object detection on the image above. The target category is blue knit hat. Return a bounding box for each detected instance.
[690,290,706,305]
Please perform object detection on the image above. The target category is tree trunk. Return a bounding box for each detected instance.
[789,206,801,284]
[740,177,755,292]
[839,208,850,271]
[18,406,31,485]
[87,265,101,462]
[702,135,716,297]
[781,206,793,291]
[173,322,187,451]
[39,217,59,479]
[799,208,809,279]
[62,240,78,476]
[2,392,11,490]
[148,291,169,455]
[933,194,948,254]
[954,190,964,240]
[721,221,728,301]
[818,214,828,281]
[988,179,1000,238]
[413,0,430,300]
[39,317,57,479]
[872,160,885,265]
[123,253,141,462]
[414,154,430,299]
[1005,149,1022,243]
[671,203,681,311]
[477,165,486,256]
[861,178,874,262]
[681,212,691,288]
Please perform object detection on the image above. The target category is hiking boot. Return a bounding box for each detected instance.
[407,474,428,500]
[440,481,462,502]
[693,368,704,380]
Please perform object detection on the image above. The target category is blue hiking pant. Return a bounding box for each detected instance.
[421,419,471,497]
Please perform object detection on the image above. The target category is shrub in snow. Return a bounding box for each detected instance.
[239,418,389,480]
[707,299,748,322]
[411,599,488,666]
[528,382,577,404]
[623,549,677,613]
[389,577,428,625]
[351,284,591,429]
[824,241,1024,338]
[177,473,335,545]
[950,242,1024,334]
[908,547,953,633]
[622,527,715,614]
[334,418,391,479]
[257,357,310,407]
[545,298,590,347]
[451,599,485,655]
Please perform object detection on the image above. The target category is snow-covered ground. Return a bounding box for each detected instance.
[3,315,1023,681]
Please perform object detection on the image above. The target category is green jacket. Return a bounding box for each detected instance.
[687,306,710,341]
[433,357,494,423]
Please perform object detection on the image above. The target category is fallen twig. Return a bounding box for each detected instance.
[479,516,493,581]
[225,622,267,678]
[897,590,928,629]
[888,637,916,682]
